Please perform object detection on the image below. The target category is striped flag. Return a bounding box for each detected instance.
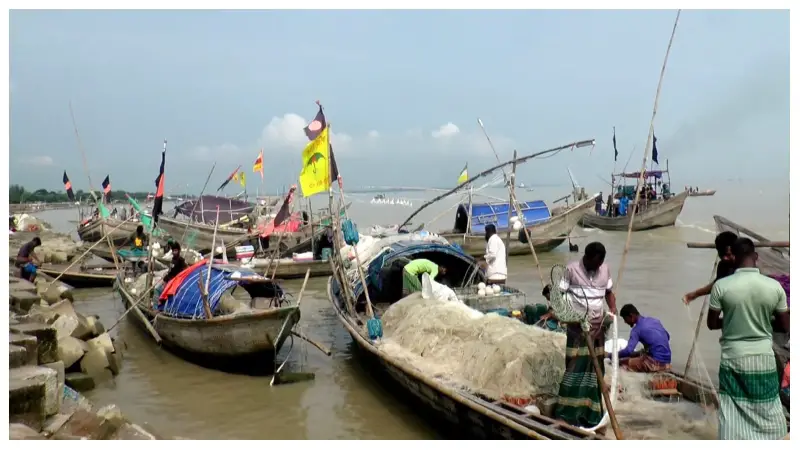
[152,140,167,224]
[101,175,111,202]
[62,171,75,202]
[304,101,339,184]
[217,165,241,192]
[253,149,264,179]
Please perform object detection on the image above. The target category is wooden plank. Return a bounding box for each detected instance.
[687,241,789,249]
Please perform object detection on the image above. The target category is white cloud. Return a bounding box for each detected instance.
[432,122,460,139]
[367,130,380,138]
[188,143,241,162]
[21,156,54,166]
[259,113,353,152]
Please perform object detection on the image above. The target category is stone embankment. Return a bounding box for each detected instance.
[9,274,169,440]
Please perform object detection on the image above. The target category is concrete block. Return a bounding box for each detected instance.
[27,303,58,324]
[9,276,38,293]
[11,365,60,416]
[42,413,72,437]
[112,423,158,440]
[9,378,46,431]
[107,350,123,376]
[10,322,58,364]
[52,314,79,340]
[9,344,29,368]
[9,423,45,440]
[86,315,106,337]
[58,336,88,369]
[10,333,38,366]
[52,409,118,440]
[71,313,93,340]
[62,385,93,413]
[10,289,42,313]
[80,347,110,378]
[65,372,96,392]
[42,360,66,411]
[87,333,115,354]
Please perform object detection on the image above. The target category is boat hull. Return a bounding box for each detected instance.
[688,190,716,197]
[37,267,116,288]
[77,218,138,245]
[114,277,300,367]
[578,191,689,232]
[713,215,790,276]
[247,259,333,279]
[441,196,597,257]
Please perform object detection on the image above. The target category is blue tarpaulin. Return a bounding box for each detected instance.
[159,264,264,319]
[456,200,551,234]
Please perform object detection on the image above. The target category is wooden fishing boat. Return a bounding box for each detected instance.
[440,195,598,257]
[113,263,299,369]
[579,190,689,232]
[76,216,138,245]
[36,264,118,289]
[713,215,789,276]
[237,258,333,280]
[689,189,716,197]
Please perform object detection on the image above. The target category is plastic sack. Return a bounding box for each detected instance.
[421,273,459,303]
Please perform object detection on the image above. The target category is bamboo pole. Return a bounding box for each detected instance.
[505,155,517,260]
[584,329,624,440]
[686,241,789,249]
[684,260,719,377]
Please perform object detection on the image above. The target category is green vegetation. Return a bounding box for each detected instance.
[9,184,193,204]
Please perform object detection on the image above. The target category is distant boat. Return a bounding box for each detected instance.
[688,189,716,197]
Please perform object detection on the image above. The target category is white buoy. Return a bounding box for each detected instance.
[492,284,501,294]
[131,288,138,295]
[477,288,486,297]
[512,221,523,231]
[478,282,486,290]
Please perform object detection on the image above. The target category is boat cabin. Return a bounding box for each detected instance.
[452,200,551,235]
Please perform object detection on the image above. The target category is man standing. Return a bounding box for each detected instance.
[708,237,789,440]
[553,241,617,428]
[16,237,42,282]
[483,224,507,285]
[682,231,738,304]
[612,304,672,373]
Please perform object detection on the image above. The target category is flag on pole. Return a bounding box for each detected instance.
[240,171,246,188]
[652,134,659,165]
[259,186,296,238]
[613,127,618,162]
[457,163,468,185]
[152,140,167,224]
[217,166,241,192]
[253,149,264,179]
[62,171,75,202]
[298,127,331,197]
[304,102,339,184]
[101,175,111,202]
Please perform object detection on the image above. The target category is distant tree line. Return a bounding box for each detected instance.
[9,184,195,204]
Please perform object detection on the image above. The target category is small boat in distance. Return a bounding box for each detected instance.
[688,189,716,197]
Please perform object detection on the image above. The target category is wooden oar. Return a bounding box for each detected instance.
[291,330,332,356]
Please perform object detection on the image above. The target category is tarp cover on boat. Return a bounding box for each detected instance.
[454,200,551,234]
[175,195,254,224]
[158,262,267,319]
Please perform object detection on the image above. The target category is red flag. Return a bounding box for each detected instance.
[62,171,75,202]
[259,185,296,238]
[217,165,241,192]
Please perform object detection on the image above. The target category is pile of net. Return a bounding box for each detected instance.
[378,294,567,400]
[609,370,718,440]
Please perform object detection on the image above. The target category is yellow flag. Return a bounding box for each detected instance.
[457,163,468,185]
[232,172,239,183]
[298,127,330,197]
[240,171,246,187]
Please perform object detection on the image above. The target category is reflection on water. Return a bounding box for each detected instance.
[35,181,786,439]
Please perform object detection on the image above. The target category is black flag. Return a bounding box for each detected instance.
[652,134,659,165]
[152,141,167,224]
[304,102,340,184]
[613,127,618,162]
[62,171,75,202]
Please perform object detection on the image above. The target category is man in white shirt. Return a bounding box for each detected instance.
[483,224,507,285]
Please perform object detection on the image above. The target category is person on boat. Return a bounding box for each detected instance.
[127,225,149,252]
[482,224,507,286]
[402,258,446,296]
[707,237,789,440]
[682,231,738,304]
[16,237,42,282]
[594,193,603,215]
[610,304,672,373]
[163,241,188,285]
[618,195,629,217]
[518,284,561,331]
[552,242,617,428]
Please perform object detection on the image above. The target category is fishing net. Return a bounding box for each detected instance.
[548,264,589,327]
[379,294,567,400]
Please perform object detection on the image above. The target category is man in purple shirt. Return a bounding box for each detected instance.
[610,304,672,373]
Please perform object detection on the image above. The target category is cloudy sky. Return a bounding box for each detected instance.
[9,9,789,194]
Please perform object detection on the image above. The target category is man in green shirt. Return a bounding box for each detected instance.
[708,237,789,440]
[402,258,446,296]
